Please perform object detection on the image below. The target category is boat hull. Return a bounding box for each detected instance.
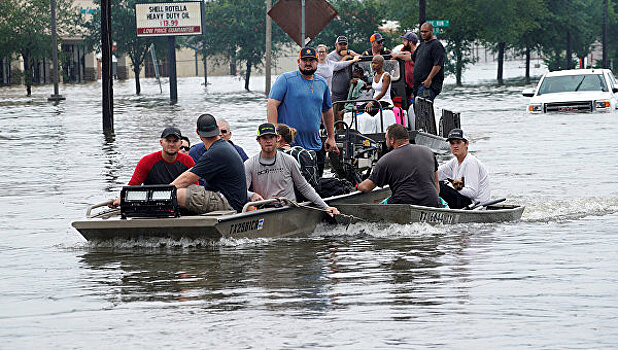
[72,188,391,241]
[335,203,525,225]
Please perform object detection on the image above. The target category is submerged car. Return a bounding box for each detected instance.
[522,69,618,113]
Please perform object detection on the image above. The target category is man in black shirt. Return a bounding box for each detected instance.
[172,114,248,213]
[411,22,446,101]
[356,124,441,207]
[362,33,391,56]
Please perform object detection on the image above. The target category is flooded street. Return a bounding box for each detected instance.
[1,62,618,349]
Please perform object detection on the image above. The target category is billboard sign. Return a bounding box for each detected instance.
[135,1,203,37]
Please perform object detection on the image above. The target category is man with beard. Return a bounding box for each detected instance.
[355,124,441,207]
[109,127,195,207]
[411,22,446,101]
[326,36,360,118]
[267,46,339,157]
[391,32,418,106]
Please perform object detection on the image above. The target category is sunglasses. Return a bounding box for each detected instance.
[220,129,228,134]
[180,146,190,151]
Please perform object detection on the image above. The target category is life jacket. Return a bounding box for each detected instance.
[282,146,319,189]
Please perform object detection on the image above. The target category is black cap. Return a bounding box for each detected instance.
[257,123,277,137]
[446,128,468,142]
[336,35,348,44]
[197,113,219,138]
[161,127,182,139]
[299,47,318,60]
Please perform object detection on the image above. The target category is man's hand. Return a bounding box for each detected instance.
[325,206,340,217]
[422,78,432,88]
[108,197,120,208]
[324,136,339,154]
[251,193,264,202]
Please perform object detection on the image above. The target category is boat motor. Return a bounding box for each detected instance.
[120,184,180,218]
[331,120,380,184]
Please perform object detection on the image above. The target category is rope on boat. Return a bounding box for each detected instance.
[276,197,365,229]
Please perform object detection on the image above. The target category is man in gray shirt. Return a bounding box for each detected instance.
[245,123,340,216]
[356,124,441,207]
[326,35,360,118]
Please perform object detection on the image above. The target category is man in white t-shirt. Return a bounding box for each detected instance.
[438,129,490,208]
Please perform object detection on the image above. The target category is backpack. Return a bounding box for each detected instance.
[317,177,354,198]
[283,146,319,189]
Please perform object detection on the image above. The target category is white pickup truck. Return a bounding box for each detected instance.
[522,68,618,113]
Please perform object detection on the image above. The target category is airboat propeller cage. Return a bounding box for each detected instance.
[120,185,179,218]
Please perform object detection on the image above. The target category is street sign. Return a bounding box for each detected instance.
[426,19,449,27]
[269,0,337,47]
[135,1,203,37]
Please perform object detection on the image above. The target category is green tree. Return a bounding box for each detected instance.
[83,0,167,95]
[1,0,75,95]
[313,0,389,53]
[201,0,289,91]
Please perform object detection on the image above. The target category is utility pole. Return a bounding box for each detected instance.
[265,0,272,95]
[419,0,426,29]
[48,0,65,102]
[168,36,178,104]
[603,0,608,68]
[101,0,113,131]
[301,0,306,47]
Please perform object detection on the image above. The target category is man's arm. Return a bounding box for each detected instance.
[356,178,377,193]
[434,171,440,194]
[267,98,281,124]
[422,65,441,88]
[171,169,200,189]
[321,108,339,153]
[392,51,411,61]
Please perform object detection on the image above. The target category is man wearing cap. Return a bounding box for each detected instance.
[356,124,441,208]
[391,32,419,105]
[244,123,340,216]
[267,46,339,159]
[438,128,490,209]
[362,33,392,56]
[109,127,195,207]
[326,36,360,118]
[411,22,446,101]
[189,118,248,171]
[171,114,248,213]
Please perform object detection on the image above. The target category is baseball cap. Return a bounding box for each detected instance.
[400,32,418,44]
[336,35,348,44]
[161,127,182,139]
[446,128,468,142]
[298,47,318,60]
[257,123,278,137]
[370,33,384,43]
[196,113,219,138]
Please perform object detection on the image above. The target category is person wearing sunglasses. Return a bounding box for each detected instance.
[179,136,191,154]
[189,118,248,169]
[108,127,196,208]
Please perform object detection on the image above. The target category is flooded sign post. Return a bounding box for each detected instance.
[101,0,113,131]
[48,0,65,103]
[135,1,204,104]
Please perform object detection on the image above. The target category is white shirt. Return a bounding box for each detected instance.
[438,153,490,204]
[372,72,393,105]
[316,60,351,92]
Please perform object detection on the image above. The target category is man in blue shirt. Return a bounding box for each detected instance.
[172,114,248,213]
[267,47,338,154]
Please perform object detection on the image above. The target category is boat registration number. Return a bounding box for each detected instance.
[419,211,455,224]
[229,218,264,234]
